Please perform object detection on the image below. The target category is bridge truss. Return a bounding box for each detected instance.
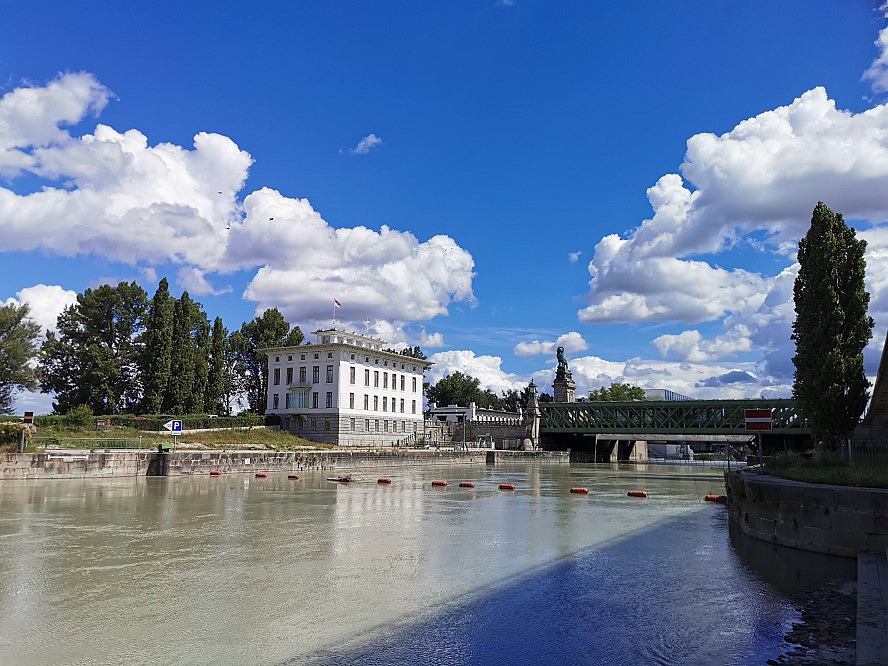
[539,399,808,437]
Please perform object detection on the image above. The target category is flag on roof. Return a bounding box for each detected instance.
[334,299,342,307]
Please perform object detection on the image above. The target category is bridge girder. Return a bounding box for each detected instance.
[539,399,808,437]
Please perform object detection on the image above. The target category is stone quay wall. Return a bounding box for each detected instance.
[726,469,888,557]
[1,449,568,480]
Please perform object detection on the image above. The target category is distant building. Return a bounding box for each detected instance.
[264,329,432,446]
[643,388,692,401]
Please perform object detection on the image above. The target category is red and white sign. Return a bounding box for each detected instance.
[22,411,34,424]
[744,408,772,431]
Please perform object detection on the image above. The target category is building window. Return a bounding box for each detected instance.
[273,394,279,409]
[314,353,319,359]
[412,377,417,392]
[324,417,331,430]
[349,367,355,384]
[365,419,370,432]
[400,375,405,391]
[311,418,317,430]
[312,392,319,409]
[299,367,306,383]
[301,354,306,360]
[373,396,379,411]
[364,395,369,410]
[412,400,416,414]
[326,392,333,408]
[285,393,291,409]
[286,367,293,384]
[275,356,280,362]
[326,365,334,383]
[312,366,320,383]
[350,418,355,431]
[400,399,405,413]
[288,355,292,361]
[383,396,388,412]
[374,371,379,387]
[375,419,380,432]
[384,420,389,433]
[383,373,388,389]
[328,352,333,358]
[349,393,355,409]
[364,369,370,386]
[273,368,280,385]
[292,389,308,408]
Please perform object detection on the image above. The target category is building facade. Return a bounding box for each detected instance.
[264,329,432,446]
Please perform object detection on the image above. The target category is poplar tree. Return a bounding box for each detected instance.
[791,202,874,445]
[164,292,203,413]
[205,317,227,414]
[140,278,174,414]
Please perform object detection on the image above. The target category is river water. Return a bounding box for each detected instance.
[0,462,855,665]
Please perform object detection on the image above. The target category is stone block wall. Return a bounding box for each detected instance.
[726,470,888,557]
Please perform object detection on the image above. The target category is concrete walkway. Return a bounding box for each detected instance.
[857,550,888,665]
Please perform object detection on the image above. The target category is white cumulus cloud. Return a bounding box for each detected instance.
[513,331,588,358]
[352,133,382,154]
[0,74,476,329]
[4,283,78,335]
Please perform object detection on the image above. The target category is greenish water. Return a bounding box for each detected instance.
[0,463,849,665]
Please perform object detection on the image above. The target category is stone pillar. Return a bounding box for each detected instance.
[553,367,576,403]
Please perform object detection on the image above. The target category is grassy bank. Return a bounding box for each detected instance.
[764,452,888,489]
[20,422,323,452]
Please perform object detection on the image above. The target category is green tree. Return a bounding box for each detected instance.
[792,202,874,445]
[205,317,227,414]
[163,292,210,414]
[40,282,148,414]
[0,303,41,414]
[234,309,304,414]
[140,278,174,413]
[588,382,646,401]
[426,371,490,407]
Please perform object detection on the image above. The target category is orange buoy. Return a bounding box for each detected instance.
[288,474,300,480]
[255,472,268,478]
[209,470,222,476]
[378,477,393,484]
[431,480,448,487]
[704,494,727,503]
[627,490,648,498]
[569,487,590,494]
[458,481,475,488]
[499,483,516,491]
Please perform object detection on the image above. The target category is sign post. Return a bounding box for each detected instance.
[745,408,772,468]
[163,419,183,450]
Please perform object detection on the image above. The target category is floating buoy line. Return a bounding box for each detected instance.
[627,490,648,498]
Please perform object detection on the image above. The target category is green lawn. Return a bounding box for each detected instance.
[764,452,888,489]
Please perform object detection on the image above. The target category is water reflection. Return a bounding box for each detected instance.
[0,464,807,665]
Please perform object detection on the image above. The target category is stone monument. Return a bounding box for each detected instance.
[553,346,576,403]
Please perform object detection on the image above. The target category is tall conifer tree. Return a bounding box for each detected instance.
[205,317,227,414]
[140,278,174,414]
[792,202,874,445]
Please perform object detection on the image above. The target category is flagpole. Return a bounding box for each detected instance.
[332,300,336,329]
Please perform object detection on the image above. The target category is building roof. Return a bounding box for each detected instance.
[262,328,433,367]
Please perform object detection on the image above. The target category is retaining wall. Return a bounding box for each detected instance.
[726,469,888,557]
[1,449,569,480]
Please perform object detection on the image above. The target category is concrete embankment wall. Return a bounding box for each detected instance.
[0,449,568,480]
[726,469,888,557]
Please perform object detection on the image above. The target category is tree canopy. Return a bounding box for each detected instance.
[588,383,646,402]
[0,303,41,414]
[233,309,304,414]
[792,202,874,444]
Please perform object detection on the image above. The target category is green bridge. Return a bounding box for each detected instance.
[539,399,808,439]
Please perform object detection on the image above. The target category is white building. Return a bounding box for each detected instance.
[264,328,432,446]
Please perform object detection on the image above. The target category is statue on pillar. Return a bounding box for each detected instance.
[553,347,576,403]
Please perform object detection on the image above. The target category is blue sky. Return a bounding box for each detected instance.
[3,1,888,414]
